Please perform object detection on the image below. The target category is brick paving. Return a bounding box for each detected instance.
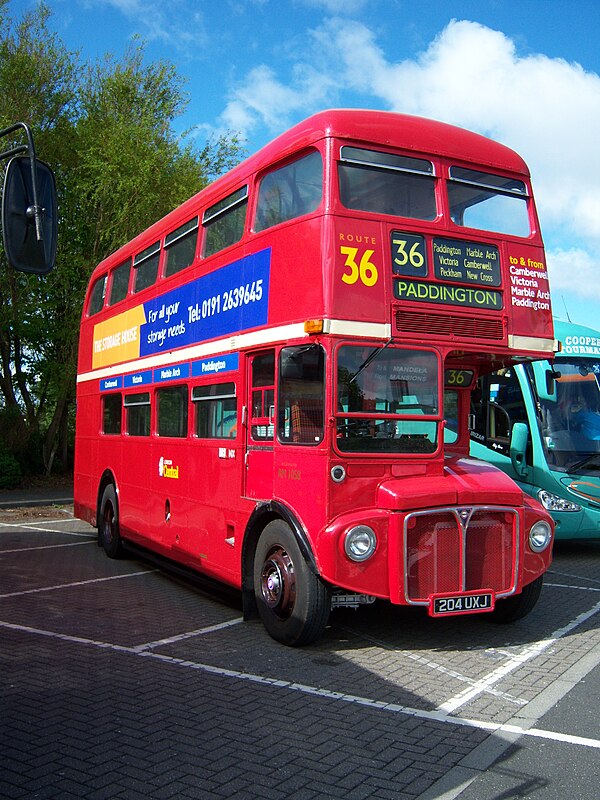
[1,512,599,799]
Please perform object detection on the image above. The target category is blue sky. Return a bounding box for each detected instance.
[11,0,600,333]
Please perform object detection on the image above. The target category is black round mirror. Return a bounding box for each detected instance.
[2,155,57,274]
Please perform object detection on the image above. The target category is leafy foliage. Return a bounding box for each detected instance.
[0,2,244,476]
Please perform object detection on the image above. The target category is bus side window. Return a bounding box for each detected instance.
[102,394,122,435]
[164,218,198,278]
[125,392,151,436]
[488,401,511,442]
[203,187,248,258]
[109,259,131,306]
[156,386,188,437]
[255,151,322,232]
[88,274,107,316]
[472,371,527,457]
[133,242,160,293]
[192,382,237,438]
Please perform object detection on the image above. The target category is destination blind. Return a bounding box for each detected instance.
[394,279,502,310]
[391,232,500,287]
[433,238,500,286]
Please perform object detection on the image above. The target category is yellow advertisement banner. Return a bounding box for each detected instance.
[92,305,147,369]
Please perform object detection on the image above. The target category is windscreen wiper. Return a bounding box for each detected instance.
[568,452,600,473]
[349,338,393,384]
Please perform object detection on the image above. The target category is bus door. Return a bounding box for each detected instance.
[244,350,275,499]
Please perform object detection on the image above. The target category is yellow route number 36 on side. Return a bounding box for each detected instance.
[340,245,379,287]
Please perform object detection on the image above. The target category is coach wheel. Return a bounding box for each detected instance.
[253,520,330,646]
[99,484,123,559]
[489,576,543,623]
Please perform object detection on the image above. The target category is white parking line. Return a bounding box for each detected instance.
[133,618,244,650]
[0,515,78,527]
[0,569,158,599]
[0,522,92,536]
[549,568,600,586]
[1,617,599,751]
[439,596,600,713]
[546,581,600,592]
[338,624,528,707]
[1,541,95,554]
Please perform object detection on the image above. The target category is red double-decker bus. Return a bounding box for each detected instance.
[75,109,555,645]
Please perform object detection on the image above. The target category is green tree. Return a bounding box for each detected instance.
[0,2,244,480]
[0,0,77,477]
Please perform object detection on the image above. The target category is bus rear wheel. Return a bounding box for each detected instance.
[489,576,543,623]
[99,484,123,559]
[253,520,330,646]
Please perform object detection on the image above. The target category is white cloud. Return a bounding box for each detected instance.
[319,19,600,243]
[220,63,336,135]
[93,0,206,49]
[219,18,600,302]
[547,248,600,300]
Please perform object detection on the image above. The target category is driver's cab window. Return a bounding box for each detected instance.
[471,369,527,456]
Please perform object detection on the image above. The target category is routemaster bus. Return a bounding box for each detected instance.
[471,318,600,541]
[74,109,555,646]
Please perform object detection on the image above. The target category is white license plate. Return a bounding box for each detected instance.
[431,592,494,617]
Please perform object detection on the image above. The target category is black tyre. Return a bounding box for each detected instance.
[489,576,543,623]
[99,484,123,559]
[253,520,330,646]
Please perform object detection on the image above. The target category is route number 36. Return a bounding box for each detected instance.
[340,246,379,287]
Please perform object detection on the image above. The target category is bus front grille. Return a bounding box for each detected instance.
[403,507,518,604]
[394,309,505,342]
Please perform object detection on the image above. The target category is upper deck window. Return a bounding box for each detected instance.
[338,146,436,221]
[88,274,107,316]
[255,151,322,232]
[133,242,160,293]
[108,259,131,306]
[448,167,530,237]
[164,218,198,277]
[203,187,248,257]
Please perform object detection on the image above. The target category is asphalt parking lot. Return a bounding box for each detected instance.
[1,506,599,799]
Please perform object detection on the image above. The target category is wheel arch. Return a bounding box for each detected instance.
[241,500,319,620]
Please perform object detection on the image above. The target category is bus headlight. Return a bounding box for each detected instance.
[528,520,553,552]
[538,490,581,513]
[344,525,377,562]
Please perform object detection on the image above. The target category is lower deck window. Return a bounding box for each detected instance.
[193,383,237,438]
[102,394,122,434]
[157,386,188,437]
[125,392,151,437]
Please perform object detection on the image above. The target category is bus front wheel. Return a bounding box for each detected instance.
[99,484,123,559]
[253,520,330,646]
[489,576,543,623]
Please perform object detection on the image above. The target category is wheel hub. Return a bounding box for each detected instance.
[260,546,296,619]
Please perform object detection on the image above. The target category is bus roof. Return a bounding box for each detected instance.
[94,108,531,273]
[255,109,530,175]
[554,318,600,359]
